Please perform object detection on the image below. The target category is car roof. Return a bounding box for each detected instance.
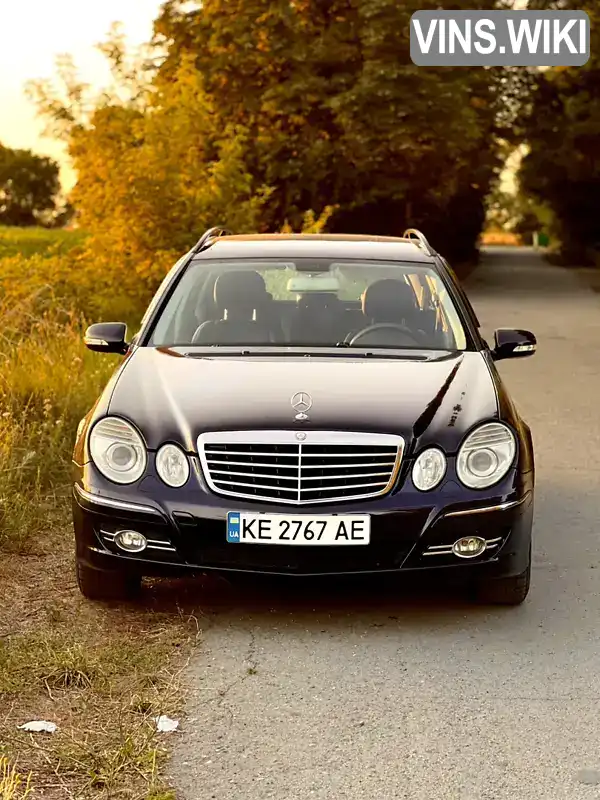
[191,234,436,264]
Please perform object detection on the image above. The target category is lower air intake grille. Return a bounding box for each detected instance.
[198,431,403,505]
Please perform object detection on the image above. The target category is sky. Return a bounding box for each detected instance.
[0,0,163,190]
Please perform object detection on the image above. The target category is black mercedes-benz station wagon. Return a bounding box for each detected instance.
[73,228,536,605]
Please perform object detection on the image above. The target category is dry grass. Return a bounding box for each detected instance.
[0,296,118,551]
[0,228,196,798]
[0,757,32,800]
[0,533,200,799]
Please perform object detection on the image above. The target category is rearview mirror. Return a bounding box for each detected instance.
[84,322,129,354]
[492,328,536,362]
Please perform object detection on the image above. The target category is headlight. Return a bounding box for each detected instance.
[412,448,446,491]
[89,417,147,484]
[456,422,516,489]
[156,443,190,488]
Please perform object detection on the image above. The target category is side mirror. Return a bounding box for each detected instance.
[84,322,129,354]
[492,328,537,361]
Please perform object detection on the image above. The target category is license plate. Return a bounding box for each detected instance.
[226,512,371,546]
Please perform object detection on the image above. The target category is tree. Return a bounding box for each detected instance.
[28,2,529,282]
[153,0,516,261]
[519,0,600,261]
[68,60,272,283]
[0,144,60,226]
[486,182,554,241]
[28,45,273,288]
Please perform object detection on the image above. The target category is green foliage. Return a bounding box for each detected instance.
[486,182,554,240]
[0,144,60,227]
[0,298,119,549]
[0,225,84,258]
[0,211,182,800]
[74,63,272,283]
[0,225,144,322]
[27,2,516,277]
[30,46,273,288]
[519,1,600,261]
[154,0,510,260]
[0,228,127,549]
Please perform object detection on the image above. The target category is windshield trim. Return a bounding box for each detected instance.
[176,345,453,362]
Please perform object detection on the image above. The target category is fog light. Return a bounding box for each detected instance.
[114,530,147,553]
[452,536,486,559]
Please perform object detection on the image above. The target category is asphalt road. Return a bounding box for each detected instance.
[170,247,600,800]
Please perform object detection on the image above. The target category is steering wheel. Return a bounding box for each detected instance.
[347,323,426,348]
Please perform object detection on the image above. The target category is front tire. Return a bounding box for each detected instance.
[76,559,141,601]
[473,549,531,606]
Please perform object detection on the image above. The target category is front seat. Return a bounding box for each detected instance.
[288,292,344,345]
[345,278,425,347]
[261,290,285,342]
[192,271,274,345]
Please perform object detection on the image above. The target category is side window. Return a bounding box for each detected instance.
[140,255,188,331]
[428,274,467,349]
[405,273,426,309]
[407,272,450,334]
[440,257,480,328]
[149,265,211,344]
[425,274,450,333]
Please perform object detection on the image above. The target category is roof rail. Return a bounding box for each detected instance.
[402,228,437,257]
[191,226,233,254]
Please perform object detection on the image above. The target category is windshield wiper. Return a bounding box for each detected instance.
[184,349,255,358]
[350,351,430,360]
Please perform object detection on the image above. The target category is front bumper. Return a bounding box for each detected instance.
[73,467,534,580]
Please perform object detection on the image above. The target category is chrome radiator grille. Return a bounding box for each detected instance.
[198,431,403,505]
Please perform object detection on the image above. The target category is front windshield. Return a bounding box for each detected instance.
[147,258,468,351]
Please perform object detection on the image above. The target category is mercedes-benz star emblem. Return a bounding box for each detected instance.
[291,391,312,422]
[291,392,312,413]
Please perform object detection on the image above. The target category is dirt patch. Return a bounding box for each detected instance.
[0,525,201,800]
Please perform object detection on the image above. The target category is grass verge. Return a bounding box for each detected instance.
[0,538,198,799]
[0,318,195,796]
[0,226,86,260]
[1,228,195,798]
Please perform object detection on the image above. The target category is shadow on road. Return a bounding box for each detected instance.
[136,570,527,640]
[146,569,481,613]
[111,470,600,642]
[136,546,535,627]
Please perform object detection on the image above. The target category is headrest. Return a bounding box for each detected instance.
[214,271,267,312]
[362,279,418,322]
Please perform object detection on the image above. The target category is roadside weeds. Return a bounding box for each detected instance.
[0,229,201,799]
[0,526,200,800]
[0,756,32,800]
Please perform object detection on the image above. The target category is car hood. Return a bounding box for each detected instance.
[106,348,498,454]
